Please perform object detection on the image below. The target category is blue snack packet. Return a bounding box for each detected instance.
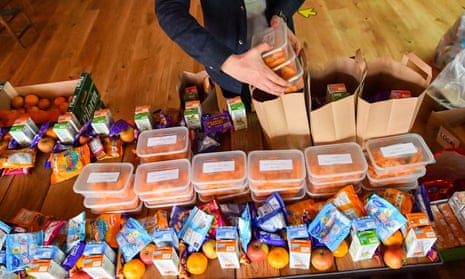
[178,206,214,252]
[6,231,44,273]
[238,203,251,253]
[116,218,152,262]
[66,211,86,253]
[256,192,288,232]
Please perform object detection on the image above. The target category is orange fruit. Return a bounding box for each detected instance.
[186,252,208,275]
[59,102,69,113]
[333,240,349,258]
[11,96,25,109]
[267,247,289,269]
[53,96,67,107]
[383,230,403,247]
[38,98,51,110]
[122,258,146,279]
[25,94,39,106]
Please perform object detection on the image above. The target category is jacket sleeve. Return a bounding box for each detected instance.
[155,0,234,71]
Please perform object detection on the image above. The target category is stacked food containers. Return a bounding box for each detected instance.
[191,150,249,202]
[134,159,196,208]
[136,126,190,163]
[73,162,141,214]
[304,143,367,197]
[248,149,306,202]
[251,20,304,92]
[364,133,435,190]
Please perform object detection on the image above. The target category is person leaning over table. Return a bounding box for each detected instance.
[155,0,305,110]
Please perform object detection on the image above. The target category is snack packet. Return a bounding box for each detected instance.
[138,210,169,233]
[256,192,288,232]
[116,218,152,262]
[0,221,11,249]
[6,231,44,273]
[66,212,86,253]
[88,213,122,248]
[178,206,214,251]
[330,185,366,219]
[9,208,52,232]
[198,199,227,238]
[238,203,251,253]
[43,219,66,246]
[374,188,414,215]
[49,144,91,184]
[169,206,191,237]
[0,148,36,169]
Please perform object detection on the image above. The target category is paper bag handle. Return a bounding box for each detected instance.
[401,52,432,84]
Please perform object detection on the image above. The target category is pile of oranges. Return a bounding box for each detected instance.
[0,94,71,127]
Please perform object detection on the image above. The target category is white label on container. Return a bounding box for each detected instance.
[317,154,352,165]
[380,142,417,158]
[147,169,180,183]
[202,161,235,173]
[147,135,177,147]
[87,172,120,183]
[259,160,292,171]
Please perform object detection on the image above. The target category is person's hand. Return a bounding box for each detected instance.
[221,43,292,96]
[270,15,301,55]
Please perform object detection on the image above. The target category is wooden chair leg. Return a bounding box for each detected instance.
[0,7,35,48]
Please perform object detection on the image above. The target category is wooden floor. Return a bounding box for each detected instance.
[1,0,465,278]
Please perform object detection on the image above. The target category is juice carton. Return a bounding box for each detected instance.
[349,217,380,262]
[28,259,67,279]
[401,212,430,237]
[83,241,116,263]
[134,105,154,131]
[226,96,247,131]
[53,112,80,144]
[33,246,66,265]
[404,225,437,258]
[152,228,179,249]
[286,225,311,269]
[183,100,202,129]
[152,246,179,276]
[326,83,350,102]
[82,254,115,279]
[8,116,38,146]
[91,109,112,135]
[390,90,412,99]
[216,226,240,269]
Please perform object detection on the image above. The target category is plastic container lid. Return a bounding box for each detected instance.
[136,126,189,161]
[251,22,288,67]
[248,149,305,192]
[73,162,134,197]
[304,142,367,186]
[191,150,247,191]
[365,133,435,176]
[134,159,190,197]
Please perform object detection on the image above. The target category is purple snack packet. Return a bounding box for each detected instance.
[256,192,288,232]
[109,119,132,138]
[73,120,96,146]
[311,236,326,250]
[201,112,233,134]
[156,112,173,129]
[0,127,6,137]
[62,241,85,271]
[257,230,286,247]
[30,121,50,149]
[8,137,20,149]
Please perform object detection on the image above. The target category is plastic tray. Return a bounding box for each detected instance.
[134,158,190,196]
[365,133,435,176]
[136,126,190,163]
[73,162,134,198]
[191,150,247,191]
[304,142,367,188]
[248,149,305,192]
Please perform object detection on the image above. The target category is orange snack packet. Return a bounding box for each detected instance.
[49,144,91,184]
[330,185,366,219]
[373,188,413,215]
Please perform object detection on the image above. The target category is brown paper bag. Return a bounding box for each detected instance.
[308,50,367,145]
[422,106,465,153]
[176,71,219,114]
[356,53,432,145]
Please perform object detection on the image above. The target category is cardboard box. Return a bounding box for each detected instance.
[152,246,179,276]
[216,226,240,269]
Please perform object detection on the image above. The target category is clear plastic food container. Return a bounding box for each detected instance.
[73,162,134,198]
[143,189,196,209]
[90,198,143,215]
[83,188,139,211]
[195,183,248,198]
[365,133,435,176]
[366,160,426,187]
[248,149,305,192]
[198,187,250,203]
[304,142,367,189]
[361,180,419,192]
[139,184,194,203]
[191,150,247,191]
[251,22,288,68]
[251,187,306,203]
[134,159,190,198]
[136,126,190,163]
[306,182,361,198]
[273,55,303,85]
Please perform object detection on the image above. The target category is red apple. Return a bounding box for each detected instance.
[139,243,156,265]
[246,240,269,263]
[311,247,334,271]
[70,270,92,279]
[383,246,406,269]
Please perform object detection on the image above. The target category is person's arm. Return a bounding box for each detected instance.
[155,0,233,73]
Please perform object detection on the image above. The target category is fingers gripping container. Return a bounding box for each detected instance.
[73,162,141,213]
[365,133,435,188]
[134,159,196,208]
[136,126,190,163]
[191,150,248,198]
[251,21,289,69]
[304,143,368,196]
[248,149,306,201]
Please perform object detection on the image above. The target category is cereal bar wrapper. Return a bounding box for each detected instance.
[256,192,288,233]
[178,206,213,252]
[308,203,352,251]
[116,218,152,262]
[365,193,407,242]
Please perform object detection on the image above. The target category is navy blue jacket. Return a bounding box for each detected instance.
[155,0,305,94]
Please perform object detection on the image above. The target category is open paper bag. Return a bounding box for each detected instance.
[308,49,367,145]
[176,71,219,115]
[357,52,432,146]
